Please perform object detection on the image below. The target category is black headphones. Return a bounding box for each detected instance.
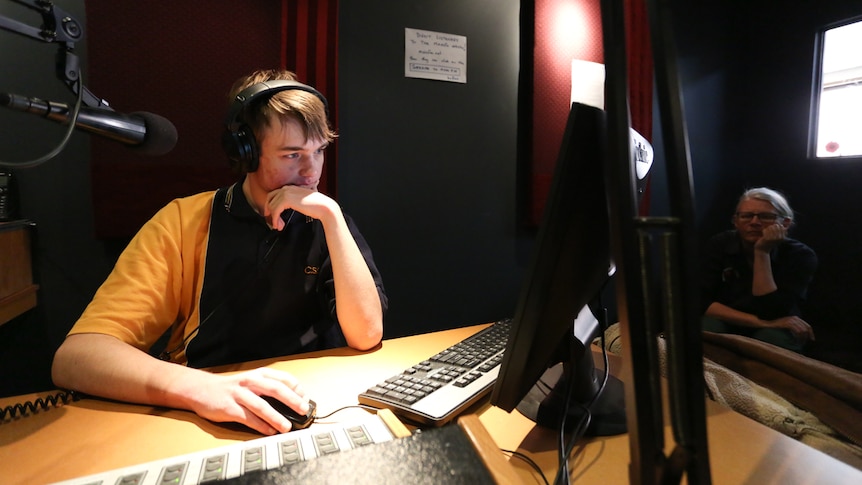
[222,80,329,173]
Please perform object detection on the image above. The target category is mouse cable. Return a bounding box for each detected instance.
[313,404,380,421]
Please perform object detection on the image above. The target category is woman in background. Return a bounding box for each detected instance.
[700,187,816,352]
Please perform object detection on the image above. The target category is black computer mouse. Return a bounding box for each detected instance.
[262,396,317,430]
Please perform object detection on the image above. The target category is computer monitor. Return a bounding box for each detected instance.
[490,101,640,436]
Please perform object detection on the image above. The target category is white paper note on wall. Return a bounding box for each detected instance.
[405,28,467,84]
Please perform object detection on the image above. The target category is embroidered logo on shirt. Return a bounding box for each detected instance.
[305,266,319,275]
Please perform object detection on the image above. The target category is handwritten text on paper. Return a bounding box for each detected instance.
[405,28,467,84]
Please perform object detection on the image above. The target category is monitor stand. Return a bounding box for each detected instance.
[516,346,627,437]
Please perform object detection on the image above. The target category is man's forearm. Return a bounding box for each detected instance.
[51,333,202,410]
[319,209,383,350]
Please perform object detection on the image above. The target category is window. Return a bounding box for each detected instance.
[813,19,862,158]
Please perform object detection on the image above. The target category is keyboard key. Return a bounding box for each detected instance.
[280,439,304,465]
[314,432,340,455]
[242,446,264,473]
[157,463,187,485]
[200,454,227,483]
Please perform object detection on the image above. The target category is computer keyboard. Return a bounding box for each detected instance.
[358,318,511,426]
[51,410,407,485]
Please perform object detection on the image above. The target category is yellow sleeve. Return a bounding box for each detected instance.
[68,191,214,353]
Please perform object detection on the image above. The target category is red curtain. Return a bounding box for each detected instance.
[625,0,653,140]
[625,0,653,215]
[280,0,339,196]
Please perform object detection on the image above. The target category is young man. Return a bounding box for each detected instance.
[700,187,816,351]
[52,69,387,435]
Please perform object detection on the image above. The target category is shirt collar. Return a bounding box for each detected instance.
[223,179,260,221]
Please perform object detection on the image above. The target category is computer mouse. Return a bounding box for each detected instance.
[262,396,317,430]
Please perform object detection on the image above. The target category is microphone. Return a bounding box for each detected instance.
[1,92,177,156]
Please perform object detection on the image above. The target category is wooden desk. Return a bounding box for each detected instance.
[0,220,38,326]
[2,324,861,484]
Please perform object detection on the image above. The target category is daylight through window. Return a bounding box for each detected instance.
[814,19,862,158]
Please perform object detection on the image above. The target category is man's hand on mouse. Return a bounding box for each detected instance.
[261,395,316,431]
[179,367,311,435]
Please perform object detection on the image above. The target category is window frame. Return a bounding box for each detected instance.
[808,16,862,161]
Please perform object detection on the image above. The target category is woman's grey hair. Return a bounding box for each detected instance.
[738,187,794,220]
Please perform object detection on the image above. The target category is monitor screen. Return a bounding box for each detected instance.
[489,101,630,436]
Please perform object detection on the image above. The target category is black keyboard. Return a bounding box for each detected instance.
[358,319,511,426]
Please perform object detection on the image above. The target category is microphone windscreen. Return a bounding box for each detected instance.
[132,112,178,156]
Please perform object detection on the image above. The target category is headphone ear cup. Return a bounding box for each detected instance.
[222,124,259,173]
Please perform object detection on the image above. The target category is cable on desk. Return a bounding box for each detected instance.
[314,404,380,421]
[501,448,551,485]
[554,304,613,485]
[1,389,82,421]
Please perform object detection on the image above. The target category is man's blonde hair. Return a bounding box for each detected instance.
[228,69,336,144]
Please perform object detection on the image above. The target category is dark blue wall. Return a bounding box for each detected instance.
[337,0,525,338]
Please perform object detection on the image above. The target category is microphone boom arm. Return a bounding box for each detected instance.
[0,0,110,109]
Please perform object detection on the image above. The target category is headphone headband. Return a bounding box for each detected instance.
[223,80,329,130]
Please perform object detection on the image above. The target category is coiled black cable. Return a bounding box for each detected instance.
[1,390,82,421]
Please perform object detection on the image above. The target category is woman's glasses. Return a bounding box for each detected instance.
[735,212,781,222]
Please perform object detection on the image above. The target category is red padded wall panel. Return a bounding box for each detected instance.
[531,0,605,225]
[87,1,284,238]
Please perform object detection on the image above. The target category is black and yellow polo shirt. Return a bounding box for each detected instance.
[69,182,387,368]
